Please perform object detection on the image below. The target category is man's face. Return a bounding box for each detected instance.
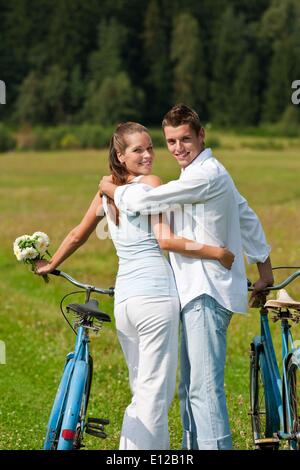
[164,124,205,169]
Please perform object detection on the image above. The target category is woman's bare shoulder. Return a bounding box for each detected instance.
[139,174,162,188]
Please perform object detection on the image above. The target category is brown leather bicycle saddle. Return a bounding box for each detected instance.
[264,289,300,310]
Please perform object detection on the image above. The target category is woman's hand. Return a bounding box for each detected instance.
[99,175,114,196]
[216,247,235,270]
[34,259,56,276]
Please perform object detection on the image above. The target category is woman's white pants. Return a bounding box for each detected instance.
[114,295,180,450]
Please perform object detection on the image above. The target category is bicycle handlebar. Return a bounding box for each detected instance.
[50,269,114,296]
[50,267,300,296]
[248,269,300,292]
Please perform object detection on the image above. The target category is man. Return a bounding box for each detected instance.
[99,104,273,450]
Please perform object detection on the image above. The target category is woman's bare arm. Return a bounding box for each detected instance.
[152,213,234,269]
[140,175,235,270]
[35,192,104,275]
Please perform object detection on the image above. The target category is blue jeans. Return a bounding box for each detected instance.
[179,294,233,450]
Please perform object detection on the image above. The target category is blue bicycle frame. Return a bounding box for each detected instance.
[43,270,113,451]
[44,325,90,450]
[250,268,300,448]
[254,309,300,440]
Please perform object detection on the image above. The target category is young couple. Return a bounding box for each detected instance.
[36,104,273,450]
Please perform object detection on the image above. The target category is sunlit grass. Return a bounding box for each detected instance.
[0,135,300,449]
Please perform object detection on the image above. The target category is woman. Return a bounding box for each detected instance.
[36,122,234,450]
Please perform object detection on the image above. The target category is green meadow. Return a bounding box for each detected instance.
[1,132,300,450]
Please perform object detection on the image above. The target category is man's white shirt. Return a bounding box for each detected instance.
[114,148,271,313]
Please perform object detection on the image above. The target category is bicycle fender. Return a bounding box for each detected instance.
[44,358,75,450]
[57,360,89,450]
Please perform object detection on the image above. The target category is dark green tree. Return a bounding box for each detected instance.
[0,0,33,120]
[84,18,144,124]
[15,65,68,125]
[42,65,68,124]
[231,54,260,126]
[46,0,102,73]
[210,6,247,125]
[85,72,144,125]
[68,66,86,119]
[87,18,127,87]
[143,0,171,122]
[260,0,300,122]
[170,12,207,118]
[14,72,45,124]
[262,38,295,122]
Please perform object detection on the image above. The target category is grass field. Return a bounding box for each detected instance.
[1,131,300,450]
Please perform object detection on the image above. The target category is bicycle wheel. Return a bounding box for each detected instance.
[249,342,279,450]
[57,358,90,450]
[285,354,300,450]
[43,357,75,450]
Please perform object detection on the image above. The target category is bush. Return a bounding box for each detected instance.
[0,124,16,152]
[276,106,300,137]
[32,127,60,150]
[16,126,37,150]
[149,128,166,148]
[206,135,221,149]
[76,125,113,148]
[60,133,81,150]
[240,140,284,151]
[13,125,116,150]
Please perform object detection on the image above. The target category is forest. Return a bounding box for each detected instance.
[0,0,300,128]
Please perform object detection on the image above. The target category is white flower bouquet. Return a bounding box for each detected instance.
[13,231,51,282]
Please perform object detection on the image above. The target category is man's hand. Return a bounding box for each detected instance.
[249,256,274,308]
[99,175,116,198]
[249,278,272,308]
[250,276,272,296]
[216,247,235,270]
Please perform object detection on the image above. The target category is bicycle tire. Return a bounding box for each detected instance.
[57,359,90,450]
[43,357,75,450]
[249,342,279,450]
[285,353,300,450]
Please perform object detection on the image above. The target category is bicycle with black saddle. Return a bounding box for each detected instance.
[43,270,114,450]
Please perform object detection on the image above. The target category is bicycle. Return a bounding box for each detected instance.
[249,267,300,450]
[42,269,114,450]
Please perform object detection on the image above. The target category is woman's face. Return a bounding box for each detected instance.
[118,132,154,177]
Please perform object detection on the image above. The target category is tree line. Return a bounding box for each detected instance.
[1,0,300,127]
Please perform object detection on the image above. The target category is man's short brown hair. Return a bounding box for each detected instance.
[162,104,202,134]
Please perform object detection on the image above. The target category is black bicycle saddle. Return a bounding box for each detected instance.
[66,299,111,322]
